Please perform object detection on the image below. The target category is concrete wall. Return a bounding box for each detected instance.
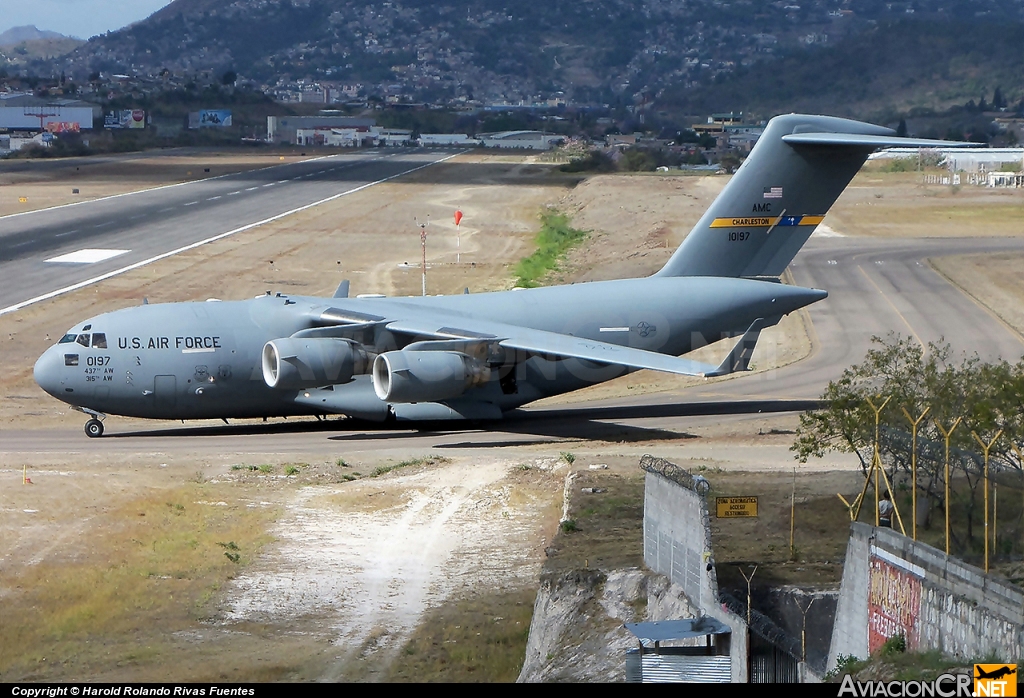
[643,470,749,682]
[828,523,1024,670]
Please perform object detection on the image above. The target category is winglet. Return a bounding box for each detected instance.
[333,280,350,299]
[704,318,767,377]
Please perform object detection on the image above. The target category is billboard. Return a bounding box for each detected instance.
[197,109,232,128]
[104,110,145,129]
[45,122,81,134]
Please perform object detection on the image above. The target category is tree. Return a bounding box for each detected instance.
[896,118,907,137]
[792,334,1024,553]
[993,86,1006,110]
[221,70,237,86]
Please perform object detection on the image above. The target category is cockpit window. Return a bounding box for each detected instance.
[76,334,91,347]
[59,334,77,344]
[64,354,79,366]
[92,333,107,349]
[83,324,92,331]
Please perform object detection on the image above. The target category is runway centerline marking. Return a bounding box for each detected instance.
[45,248,130,264]
[184,201,198,206]
[1,151,466,316]
[857,264,927,353]
[207,196,221,201]
[245,187,259,191]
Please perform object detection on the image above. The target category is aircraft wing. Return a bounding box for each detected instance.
[385,316,766,378]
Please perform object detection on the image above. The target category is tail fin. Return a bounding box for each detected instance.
[657,114,967,278]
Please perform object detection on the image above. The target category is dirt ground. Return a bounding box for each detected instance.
[2,153,1022,681]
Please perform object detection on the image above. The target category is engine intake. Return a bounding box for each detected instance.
[372,350,490,403]
[262,338,369,390]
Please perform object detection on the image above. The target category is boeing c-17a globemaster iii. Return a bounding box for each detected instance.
[33,114,970,437]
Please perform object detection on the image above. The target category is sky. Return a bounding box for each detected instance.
[0,0,175,41]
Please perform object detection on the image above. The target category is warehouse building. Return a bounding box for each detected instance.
[478,130,564,150]
[267,115,375,144]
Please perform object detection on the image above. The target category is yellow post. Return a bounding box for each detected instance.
[934,417,962,556]
[993,482,998,555]
[837,493,859,521]
[23,464,27,485]
[972,430,1003,574]
[902,407,930,541]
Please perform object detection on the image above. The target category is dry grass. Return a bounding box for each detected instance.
[826,170,1024,238]
[0,483,277,680]
[377,588,537,682]
[930,253,1024,343]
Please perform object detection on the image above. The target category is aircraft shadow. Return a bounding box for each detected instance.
[108,398,821,440]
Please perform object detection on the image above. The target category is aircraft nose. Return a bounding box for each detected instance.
[34,347,64,399]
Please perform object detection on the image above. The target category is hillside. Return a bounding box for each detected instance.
[660,19,1024,121]
[0,26,71,46]
[14,0,1024,118]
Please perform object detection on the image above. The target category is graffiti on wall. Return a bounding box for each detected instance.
[868,553,922,653]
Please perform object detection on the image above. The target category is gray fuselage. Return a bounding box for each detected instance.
[33,275,823,421]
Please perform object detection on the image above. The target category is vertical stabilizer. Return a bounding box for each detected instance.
[656,114,958,278]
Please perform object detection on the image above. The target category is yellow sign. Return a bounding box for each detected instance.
[975,664,1017,697]
[19,197,27,203]
[716,496,758,518]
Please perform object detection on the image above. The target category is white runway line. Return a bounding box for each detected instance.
[45,249,130,264]
[0,152,344,222]
[1,151,465,316]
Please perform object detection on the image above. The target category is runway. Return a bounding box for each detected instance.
[2,233,1022,455]
[0,149,460,313]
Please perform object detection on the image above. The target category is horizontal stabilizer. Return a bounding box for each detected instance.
[782,133,976,149]
[657,113,977,279]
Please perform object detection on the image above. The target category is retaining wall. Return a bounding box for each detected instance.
[828,522,1024,670]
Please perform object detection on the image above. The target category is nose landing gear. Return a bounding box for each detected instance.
[72,406,107,438]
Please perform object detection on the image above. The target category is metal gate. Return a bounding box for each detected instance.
[750,644,799,683]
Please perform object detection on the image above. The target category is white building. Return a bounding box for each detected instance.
[870,147,1024,173]
[375,128,413,146]
[418,133,480,146]
[479,130,564,150]
[295,127,375,147]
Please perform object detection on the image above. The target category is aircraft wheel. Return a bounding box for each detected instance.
[85,419,104,438]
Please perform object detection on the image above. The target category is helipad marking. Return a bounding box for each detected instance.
[45,249,130,264]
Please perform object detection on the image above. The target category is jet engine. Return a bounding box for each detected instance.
[262,338,369,390]
[372,350,490,403]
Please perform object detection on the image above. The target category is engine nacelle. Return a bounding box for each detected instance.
[262,338,369,390]
[372,350,490,403]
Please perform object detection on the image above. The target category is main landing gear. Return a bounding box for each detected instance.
[73,406,107,438]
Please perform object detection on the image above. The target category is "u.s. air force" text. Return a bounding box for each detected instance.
[118,336,221,350]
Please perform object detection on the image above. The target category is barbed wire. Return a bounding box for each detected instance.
[640,454,710,494]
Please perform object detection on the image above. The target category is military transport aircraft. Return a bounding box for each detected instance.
[34,114,969,437]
